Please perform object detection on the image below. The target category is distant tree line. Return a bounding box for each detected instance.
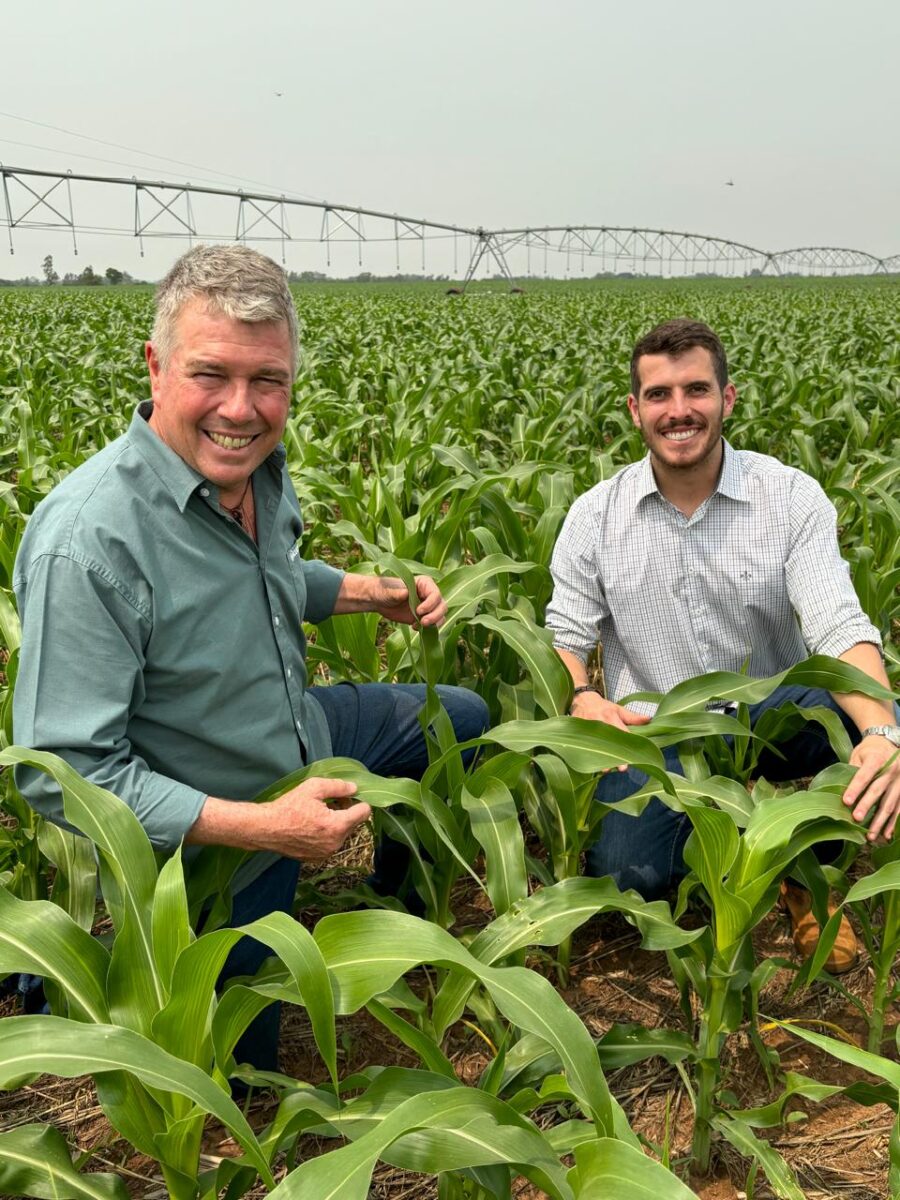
[287,270,453,283]
[0,255,147,287]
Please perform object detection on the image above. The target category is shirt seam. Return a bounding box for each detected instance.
[29,549,152,623]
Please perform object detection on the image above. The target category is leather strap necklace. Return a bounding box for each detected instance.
[220,478,253,533]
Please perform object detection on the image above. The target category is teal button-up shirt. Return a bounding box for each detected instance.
[13,404,344,887]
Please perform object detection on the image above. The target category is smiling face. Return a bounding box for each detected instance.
[627,345,736,476]
[145,299,294,508]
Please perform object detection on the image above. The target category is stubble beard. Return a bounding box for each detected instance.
[645,409,725,476]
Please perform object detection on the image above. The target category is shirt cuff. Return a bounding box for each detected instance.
[814,624,883,660]
[302,560,346,623]
[548,634,591,663]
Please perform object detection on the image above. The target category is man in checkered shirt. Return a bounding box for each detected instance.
[546,319,900,969]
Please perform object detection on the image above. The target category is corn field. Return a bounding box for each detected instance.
[0,276,899,1199]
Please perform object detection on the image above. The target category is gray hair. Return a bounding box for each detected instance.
[151,244,299,374]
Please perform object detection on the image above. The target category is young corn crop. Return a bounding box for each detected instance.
[0,276,898,1197]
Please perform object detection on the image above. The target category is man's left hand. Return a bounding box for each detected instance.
[843,734,900,841]
[369,575,447,628]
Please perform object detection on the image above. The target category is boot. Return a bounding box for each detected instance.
[779,881,858,975]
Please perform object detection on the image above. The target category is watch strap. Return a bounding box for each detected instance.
[570,685,601,713]
[861,725,900,746]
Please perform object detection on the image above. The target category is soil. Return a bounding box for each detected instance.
[0,845,896,1199]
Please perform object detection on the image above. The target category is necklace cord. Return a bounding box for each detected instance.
[220,477,252,527]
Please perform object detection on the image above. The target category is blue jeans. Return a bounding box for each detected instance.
[223,682,488,1074]
[585,685,895,901]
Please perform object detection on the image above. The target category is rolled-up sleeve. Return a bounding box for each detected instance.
[301,559,345,624]
[545,496,608,662]
[13,552,206,849]
[785,474,882,658]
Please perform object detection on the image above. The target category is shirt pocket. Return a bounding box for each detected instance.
[284,544,307,622]
[735,556,791,643]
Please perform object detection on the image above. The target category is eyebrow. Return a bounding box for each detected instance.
[643,379,712,394]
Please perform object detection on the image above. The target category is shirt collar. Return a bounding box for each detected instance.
[634,438,746,505]
[716,440,747,501]
[129,403,287,513]
[633,453,660,503]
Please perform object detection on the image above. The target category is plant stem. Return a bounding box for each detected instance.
[556,934,572,987]
[868,958,889,1054]
[692,974,727,1175]
[160,1163,196,1200]
[554,852,580,985]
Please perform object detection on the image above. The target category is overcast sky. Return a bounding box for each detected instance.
[3,0,898,279]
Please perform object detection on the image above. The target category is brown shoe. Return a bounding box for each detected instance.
[778,882,859,975]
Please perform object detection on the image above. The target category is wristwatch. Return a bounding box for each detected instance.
[861,725,900,748]
[570,685,600,713]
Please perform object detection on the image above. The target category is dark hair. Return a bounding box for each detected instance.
[630,319,728,395]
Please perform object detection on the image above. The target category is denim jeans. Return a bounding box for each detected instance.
[584,685,897,901]
[224,681,489,1074]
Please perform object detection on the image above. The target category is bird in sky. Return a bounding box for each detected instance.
[274,91,284,97]
[725,179,734,187]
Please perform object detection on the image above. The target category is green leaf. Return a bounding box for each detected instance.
[315,909,615,1131]
[595,1023,696,1069]
[37,822,97,932]
[269,1086,574,1200]
[240,912,339,1092]
[845,861,900,905]
[683,806,751,950]
[461,777,528,916]
[439,554,536,618]
[0,747,165,1033]
[728,1071,843,1128]
[0,1016,273,1187]
[769,1017,900,1090]
[484,717,668,779]
[653,656,896,719]
[151,927,240,1068]
[0,1123,130,1199]
[711,1115,805,1200]
[366,999,457,1079]
[469,614,571,717]
[151,847,192,996]
[433,877,703,1039]
[567,1137,697,1198]
[0,886,110,1023]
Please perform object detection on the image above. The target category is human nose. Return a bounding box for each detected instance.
[216,380,255,424]
[667,388,691,419]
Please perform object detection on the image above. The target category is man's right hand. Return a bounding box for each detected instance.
[186,778,372,861]
[569,691,651,772]
[260,778,372,861]
[570,689,651,732]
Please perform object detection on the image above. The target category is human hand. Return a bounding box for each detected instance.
[842,735,900,841]
[369,575,447,628]
[569,690,651,772]
[263,777,372,861]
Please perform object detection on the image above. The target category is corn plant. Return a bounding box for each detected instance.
[0,745,713,1199]
[791,836,900,1055]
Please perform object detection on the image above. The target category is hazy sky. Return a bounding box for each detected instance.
[3,0,898,279]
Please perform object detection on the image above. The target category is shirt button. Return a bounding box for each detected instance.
[287,667,292,678]
[274,615,280,628]
[200,487,209,498]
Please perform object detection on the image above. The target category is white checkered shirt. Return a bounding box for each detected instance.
[546,441,881,713]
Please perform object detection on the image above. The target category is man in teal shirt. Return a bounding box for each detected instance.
[13,244,488,1072]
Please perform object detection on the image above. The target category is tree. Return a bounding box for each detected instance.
[79,265,102,287]
[41,254,59,285]
[105,266,124,285]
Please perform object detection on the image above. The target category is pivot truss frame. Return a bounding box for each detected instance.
[1,165,897,287]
